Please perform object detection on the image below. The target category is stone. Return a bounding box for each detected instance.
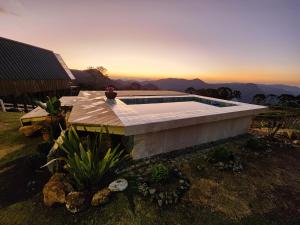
[149,188,156,195]
[218,162,224,167]
[91,188,111,206]
[292,140,300,145]
[43,173,74,207]
[65,192,88,213]
[197,165,205,172]
[266,148,272,153]
[158,199,163,207]
[108,178,128,192]
[159,192,164,199]
[19,125,43,137]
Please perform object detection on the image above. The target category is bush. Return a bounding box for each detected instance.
[45,126,129,189]
[28,152,47,170]
[37,141,53,155]
[245,138,267,151]
[150,164,170,183]
[208,146,234,163]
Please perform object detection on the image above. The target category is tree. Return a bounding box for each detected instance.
[265,94,278,106]
[233,90,241,99]
[252,94,266,105]
[96,66,108,75]
[185,87,196,94]
[278,94,295,106]
[217,87,233,100]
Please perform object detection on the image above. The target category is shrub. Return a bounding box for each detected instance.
[245,138,267,151]
[285,129,300,140]
[150,164,170,183]
[208,146,234,163]
[45,126,128,189]
[37,141,54,155]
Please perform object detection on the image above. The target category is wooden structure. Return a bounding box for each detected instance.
[0,37,76,106]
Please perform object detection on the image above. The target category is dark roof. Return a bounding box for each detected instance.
[0,37,72,80]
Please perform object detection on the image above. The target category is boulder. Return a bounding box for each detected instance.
[19,125,43,137]
[108,179,128,192]
[43,173,74,207]
[91,188,111,206]
[292,140,300,145]
[65,192,88,213]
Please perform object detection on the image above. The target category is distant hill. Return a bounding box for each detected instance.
[71,69,158,90]
[142,78,207,90]
[141,78,300,102]
[71,69,112,90]
[70,71,300,102]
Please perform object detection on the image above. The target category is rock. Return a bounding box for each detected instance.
[158,199,163,207]
[292,140,300,145]
[65,192,88,213]
[216,162,224,168]
[43,173,74,207]
[149,188,156,195]
[19,125,43,137]
[197,165,204,172]
[91,188,111,206]
[159,192,164,199]
[108,178,128,192]
[26,180,37,192]
[266,148,272,153]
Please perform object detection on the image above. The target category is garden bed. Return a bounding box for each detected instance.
[1,112,300,225]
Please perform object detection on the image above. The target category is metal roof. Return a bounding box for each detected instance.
[0,37,72,80]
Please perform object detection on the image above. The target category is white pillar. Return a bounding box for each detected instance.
[0,99,6,112]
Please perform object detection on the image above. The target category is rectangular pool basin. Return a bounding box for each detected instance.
[68,92,267,159]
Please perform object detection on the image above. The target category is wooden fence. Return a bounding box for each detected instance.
[0,99,35,112]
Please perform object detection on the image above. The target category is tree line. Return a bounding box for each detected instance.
[252,94,300,107]
[185,87,300,108]
[185,87,241,100]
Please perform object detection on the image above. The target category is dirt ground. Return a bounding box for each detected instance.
[1,112,300,225]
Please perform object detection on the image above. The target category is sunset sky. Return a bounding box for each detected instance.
[0,0,299,85]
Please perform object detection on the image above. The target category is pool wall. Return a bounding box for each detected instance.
[131,115,252,159]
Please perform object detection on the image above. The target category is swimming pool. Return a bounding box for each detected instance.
[119,96,235,107]
[68,91,267,159]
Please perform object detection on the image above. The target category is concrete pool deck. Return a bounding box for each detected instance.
[66,91,267,159]
[20,90,267,159]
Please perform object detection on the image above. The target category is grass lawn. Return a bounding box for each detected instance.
[0,112,300,225]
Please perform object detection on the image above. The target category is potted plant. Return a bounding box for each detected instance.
[36,97,63,122]
[105,85,117,100]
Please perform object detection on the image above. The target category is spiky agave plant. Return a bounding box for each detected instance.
[44,126,127,189]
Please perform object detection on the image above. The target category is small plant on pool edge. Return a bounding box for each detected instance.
[150,163,170,183]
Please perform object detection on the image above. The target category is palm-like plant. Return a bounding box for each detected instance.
[45,126,127,189]
[36,96,61,116]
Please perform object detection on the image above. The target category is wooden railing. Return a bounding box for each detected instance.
[0,99,35,112]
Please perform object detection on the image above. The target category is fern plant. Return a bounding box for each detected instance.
[45,126,127,189]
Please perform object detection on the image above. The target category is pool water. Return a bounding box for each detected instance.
[119,96,235,107]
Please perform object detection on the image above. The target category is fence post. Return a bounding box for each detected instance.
[0,99,6,112]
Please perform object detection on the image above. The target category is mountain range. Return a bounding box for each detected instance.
[70,69,300,103]
[140,78,300,102]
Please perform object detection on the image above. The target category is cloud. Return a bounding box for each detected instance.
[0,7,7,14]
[0,1,21,16]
